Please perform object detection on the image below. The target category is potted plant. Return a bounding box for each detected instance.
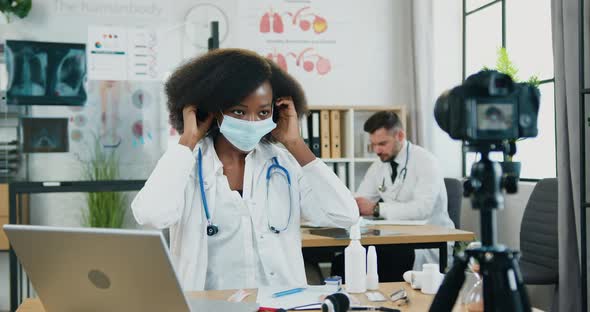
[0,0,32,23]
[81,137,127,228]
[484,47,540,180]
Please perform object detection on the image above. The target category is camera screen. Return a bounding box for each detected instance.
[476,103,513,131]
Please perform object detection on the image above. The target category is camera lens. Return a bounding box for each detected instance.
[434,90,451,133]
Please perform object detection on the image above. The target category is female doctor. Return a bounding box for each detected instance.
[131,49,359,291]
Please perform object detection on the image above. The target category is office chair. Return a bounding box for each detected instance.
[444,178,462,229]
[519,178,558,311]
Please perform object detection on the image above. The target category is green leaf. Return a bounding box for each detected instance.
[82,135,127,228]
[526,74,540,87]
[495,47,519,82]
[12,0,32,18]
[0,0,31,20]
[0,0,12,11]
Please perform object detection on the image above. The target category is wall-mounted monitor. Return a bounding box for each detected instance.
[21,117,69,153]
[5,40,87,106]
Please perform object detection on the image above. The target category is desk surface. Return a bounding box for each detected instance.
[301,224,475,248]
[16,281,544,312]
[17,282,461,312]
[15,283,547,312]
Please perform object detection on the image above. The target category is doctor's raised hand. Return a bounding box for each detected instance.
[271,97,298,144]
[178,106,214,151]
[272,96,316,166]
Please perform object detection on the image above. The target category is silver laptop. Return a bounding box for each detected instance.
[4,225,258,312]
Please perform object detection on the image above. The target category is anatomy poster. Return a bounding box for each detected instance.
[65,80,163,179]
[236,0,363,105]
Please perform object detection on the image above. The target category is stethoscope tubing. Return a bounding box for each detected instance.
[198,148,292,236]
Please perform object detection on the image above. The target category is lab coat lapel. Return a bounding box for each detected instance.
[393,140,409,166]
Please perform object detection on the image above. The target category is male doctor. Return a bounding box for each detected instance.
[355,111,455,270]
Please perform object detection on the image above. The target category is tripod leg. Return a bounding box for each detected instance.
[428,254,468,312]
[482,251,532,312]
[511,256,532,311]
[483,265,495,311]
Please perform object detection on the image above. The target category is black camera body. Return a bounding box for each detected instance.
[434,70,540,142]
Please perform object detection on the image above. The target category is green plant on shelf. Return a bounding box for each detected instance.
[492,47,540,88]
[81,138,126,228]
[0,0,32,23]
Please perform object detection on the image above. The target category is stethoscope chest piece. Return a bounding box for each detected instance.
[207,223,219,236]
[269,226,280,234]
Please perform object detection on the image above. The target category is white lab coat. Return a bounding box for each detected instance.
[131,137,359,291]
[356,141,455,270]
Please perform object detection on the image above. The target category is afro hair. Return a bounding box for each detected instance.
[165,48,308,135]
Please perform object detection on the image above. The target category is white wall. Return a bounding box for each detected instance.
[430,0,463,178]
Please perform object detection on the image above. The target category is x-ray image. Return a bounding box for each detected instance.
[6,47,48,96]
[6,40,87,106]
[54,49,85,96]
[22,118,69,153]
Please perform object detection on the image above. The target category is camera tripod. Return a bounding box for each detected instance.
[429,146,532,312]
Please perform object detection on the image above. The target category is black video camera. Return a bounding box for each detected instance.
[434,70,540,142]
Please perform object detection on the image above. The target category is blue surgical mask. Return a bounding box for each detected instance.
[219,115,277,151]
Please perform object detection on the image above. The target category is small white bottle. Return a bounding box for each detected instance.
[345,222,366,293]
[366,245,379,290]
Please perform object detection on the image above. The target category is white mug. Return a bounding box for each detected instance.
[421,264,444,295]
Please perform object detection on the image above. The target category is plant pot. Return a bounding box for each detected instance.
[500,161,521,180]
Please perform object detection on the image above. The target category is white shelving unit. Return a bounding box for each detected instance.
[311,105,406,192]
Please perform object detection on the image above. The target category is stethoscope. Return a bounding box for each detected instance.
[378,141,410,193]
[198,148,293,236]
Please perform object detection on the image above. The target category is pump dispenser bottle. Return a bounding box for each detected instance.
[344,222,366,293]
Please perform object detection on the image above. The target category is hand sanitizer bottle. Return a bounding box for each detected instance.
[345,222,366,293]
